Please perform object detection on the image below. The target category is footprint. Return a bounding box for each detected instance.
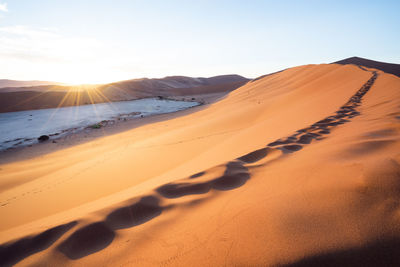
[157,182,212,198]
[211,161,250,191]
[280,145,303,153]
[237,147,269,163]
[0,221,77,266]
[268,139,293,146]
[105,196,163,229]
[58,222,115,260]
[297,133,320,144]
[190,171,206,179]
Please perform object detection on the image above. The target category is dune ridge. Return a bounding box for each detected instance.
[335,56,400,77]
[0,63,400,266]
[0,80,63,89]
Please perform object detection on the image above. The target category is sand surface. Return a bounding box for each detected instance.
[1,63,400,266]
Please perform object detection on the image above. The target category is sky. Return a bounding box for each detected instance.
[0,0,399,84]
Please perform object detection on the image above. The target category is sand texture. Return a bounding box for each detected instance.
[1,63,400,266]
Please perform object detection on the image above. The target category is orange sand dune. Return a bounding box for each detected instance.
[1,63,400,266]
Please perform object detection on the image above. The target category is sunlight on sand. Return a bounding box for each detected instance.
[1,63,400,266]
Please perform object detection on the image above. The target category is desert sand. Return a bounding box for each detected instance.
[1,63,400,266]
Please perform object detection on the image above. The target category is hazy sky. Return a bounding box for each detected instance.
[0,0,399,84]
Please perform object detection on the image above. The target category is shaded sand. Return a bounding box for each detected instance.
[336,56,400,77]
[1,63,400,266]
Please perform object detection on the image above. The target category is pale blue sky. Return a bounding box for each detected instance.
[0,0,399,83]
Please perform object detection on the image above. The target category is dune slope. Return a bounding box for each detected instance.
[335,56,400,77]
[0,80,62,89]
[1,63,400,266]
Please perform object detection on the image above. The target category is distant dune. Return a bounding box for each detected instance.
[335,56,400,77]
[0,79,63,89]
[1,60,400,266]
[0,74,249,113]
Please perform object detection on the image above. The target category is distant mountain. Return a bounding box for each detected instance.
[111,74,248,90]
[102,74,249,98]
[0,74,249,113]
[0,79,62,89]
[334,56,400,77]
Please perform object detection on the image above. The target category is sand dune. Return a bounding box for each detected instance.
[0,80,63,89]
[1,63,400,266]
[335,56,400,77]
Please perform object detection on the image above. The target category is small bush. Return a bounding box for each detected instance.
[90,123,102,129]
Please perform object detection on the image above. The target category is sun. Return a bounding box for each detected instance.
[59,74,113,86]
[43,63,129,86]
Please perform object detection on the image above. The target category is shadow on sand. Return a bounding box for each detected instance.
[57,195,164,260]
[0,221,77,266]
[283,238,400,267]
